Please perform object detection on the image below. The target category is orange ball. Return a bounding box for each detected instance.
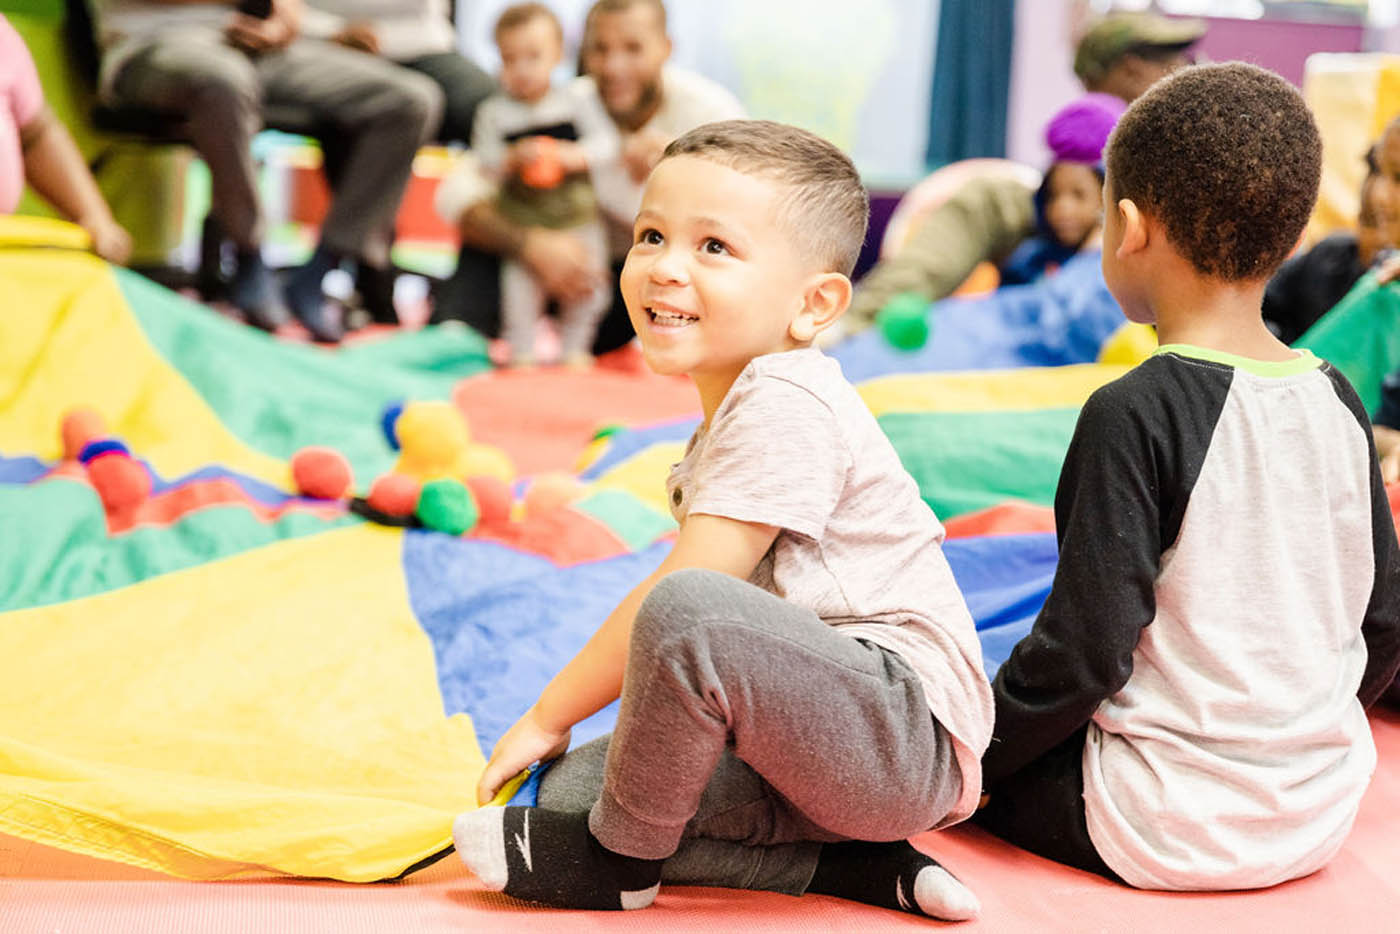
[368,472,422,517]
[61,408,107,461]
[291,446,354,500]
[87,453,151,513]
[465,474,513,526]
[520,137,564,189]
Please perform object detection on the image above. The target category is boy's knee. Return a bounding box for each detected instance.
[633,568,733,650]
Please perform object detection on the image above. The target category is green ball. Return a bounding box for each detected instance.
[416,478,479,535]
[876,293,931,351]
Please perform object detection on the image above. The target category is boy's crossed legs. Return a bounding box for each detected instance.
[455,568,979,919]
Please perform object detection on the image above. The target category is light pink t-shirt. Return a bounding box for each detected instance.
[0,15,43,215]
[666,348,994,825]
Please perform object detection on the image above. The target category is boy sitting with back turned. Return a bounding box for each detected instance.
[977,63,1400,890]
[453,120,993,920]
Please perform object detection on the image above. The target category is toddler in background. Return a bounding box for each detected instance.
[470,2,613,367]
[999,92,1124,286]
[453,120,992,921]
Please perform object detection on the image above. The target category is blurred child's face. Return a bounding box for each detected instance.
[1358,176,1397,267]
[1044,162,1103,249]
[497,16,562,103]
[581,5,670,123]
[621,155,816,390]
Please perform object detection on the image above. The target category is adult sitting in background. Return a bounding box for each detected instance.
[93,0,442,342]
[301,0,494,146]
[847,11,1204,330]
[2,14,130,263]
[432,0,743,356]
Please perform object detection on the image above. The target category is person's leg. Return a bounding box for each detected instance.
[972,726,1121,881]
[557,222,613,364]
[431,245,503,332]
[104,33,285,325]
[500,259,544,365]
[256,41,443,328]
[400,52,495,145]
[589,259,635,356]
[540,735,821,895]
[457,568,976,917]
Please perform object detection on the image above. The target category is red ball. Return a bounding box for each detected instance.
[87,453,151,512]
[62,408,107,461]
[367,472,422,517]
[291,446,354,500]
[465,474,513,526]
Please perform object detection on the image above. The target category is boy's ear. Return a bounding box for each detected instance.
[789,272,852,343]
[1116,197,1149,258]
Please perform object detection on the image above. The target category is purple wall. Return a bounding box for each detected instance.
[1189,15,1364,87]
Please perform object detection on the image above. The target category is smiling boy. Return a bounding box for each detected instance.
[452,120,993,920]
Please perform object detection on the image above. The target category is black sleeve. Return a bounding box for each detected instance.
[982,383,1163,784]
[1326,367,1400,707]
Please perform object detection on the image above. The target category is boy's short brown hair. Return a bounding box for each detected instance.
[494,2,563,42]
[660,120,869,276]
[1106,62,1320,281]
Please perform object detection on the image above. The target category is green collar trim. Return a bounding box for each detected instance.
[1152,343,1322,378]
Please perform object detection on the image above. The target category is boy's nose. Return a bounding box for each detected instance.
[649,248,688,285]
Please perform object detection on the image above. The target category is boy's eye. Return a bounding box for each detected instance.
[637,228,663,245]
[702,238,728,255]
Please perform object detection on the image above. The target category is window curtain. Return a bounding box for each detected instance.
[924,0,1015,167]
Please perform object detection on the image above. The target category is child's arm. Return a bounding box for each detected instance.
[983,387,1160,785]
[475,513,779,804]
[20,109,132,265]
[1357,421,1400,707]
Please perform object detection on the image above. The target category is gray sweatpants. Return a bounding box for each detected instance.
[540,568,961,894]
[102,30,443,262]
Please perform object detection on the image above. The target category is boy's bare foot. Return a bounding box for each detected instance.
[806,839,980,921]
[453,806,663,910]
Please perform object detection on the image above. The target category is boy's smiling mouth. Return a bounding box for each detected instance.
[646,303,699,327]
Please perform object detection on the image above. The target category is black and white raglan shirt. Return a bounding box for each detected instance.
[984,345,1400,891]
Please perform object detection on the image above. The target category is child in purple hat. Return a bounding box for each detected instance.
[999,92,1126,285]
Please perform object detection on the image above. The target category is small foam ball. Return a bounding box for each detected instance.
[416,477,479,535]
[465,474,513,526]
[291,446,354,500]
[78,438,130,465]
[462,443,516,485]
[395,400,471,479]
[520,137,564,189]
[87,452,151,512]
[367,472,422,517]
[380,400,406,451]
[877,293,931,352]
[523,472,588,519]
[62,408,107,461]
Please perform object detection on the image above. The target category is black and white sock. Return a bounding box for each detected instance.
[806,840,980,921]
[453,806,664,911]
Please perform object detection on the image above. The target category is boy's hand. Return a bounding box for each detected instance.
[476,706,571,805]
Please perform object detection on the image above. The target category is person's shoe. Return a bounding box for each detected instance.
[355,263,400,324]
[286,246,345,343]
[230,248,290,332]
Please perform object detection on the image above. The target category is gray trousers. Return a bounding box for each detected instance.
[103,30,443,261]
[540,568,961,894]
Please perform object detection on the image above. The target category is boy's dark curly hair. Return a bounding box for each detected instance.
[1105,62,1321,281]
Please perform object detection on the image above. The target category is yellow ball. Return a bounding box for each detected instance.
[461,443,516,486]
[394,400,471,480]
[1098,322,1158,367]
